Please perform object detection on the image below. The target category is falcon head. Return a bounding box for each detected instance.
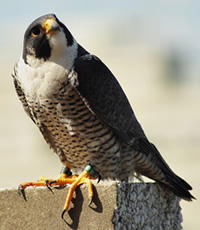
[22,14,77,67]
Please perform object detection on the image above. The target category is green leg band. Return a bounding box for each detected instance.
[84,163,99,178]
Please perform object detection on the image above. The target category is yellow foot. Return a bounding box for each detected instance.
[18,164,100,219]
[18,166,76,200]
[60,170,95,218]
[18,176,49,200]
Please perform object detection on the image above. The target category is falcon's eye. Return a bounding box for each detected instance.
[31,27,41,37]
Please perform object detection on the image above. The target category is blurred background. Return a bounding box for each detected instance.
[0,0,199,229]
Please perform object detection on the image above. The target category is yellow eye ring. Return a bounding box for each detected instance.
[31,27,41,37]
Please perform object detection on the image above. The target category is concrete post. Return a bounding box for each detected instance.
[0,182,182,229]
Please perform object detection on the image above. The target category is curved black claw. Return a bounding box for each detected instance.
[45,180,54,194]
[18,184,27,201]
[49,180,66,189]
[54,185,66,190]
[49,180,57,187]
[88,197,93,206]
[97,175,102,184]
[61,209,66,220]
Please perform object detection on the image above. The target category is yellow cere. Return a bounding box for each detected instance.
[44,18,57,35]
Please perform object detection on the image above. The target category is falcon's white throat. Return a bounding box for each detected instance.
[47,27,77,67]
[17,31,78,101]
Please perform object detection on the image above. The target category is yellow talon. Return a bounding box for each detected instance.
[63,170,94,212]
[18,164,99,219]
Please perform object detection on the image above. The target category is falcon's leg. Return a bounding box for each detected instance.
[50,163,100,219]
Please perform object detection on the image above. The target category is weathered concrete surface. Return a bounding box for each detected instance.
[0,182,182,230]
[0,183,116,230]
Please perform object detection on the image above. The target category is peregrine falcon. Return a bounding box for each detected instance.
[12,14,194,217]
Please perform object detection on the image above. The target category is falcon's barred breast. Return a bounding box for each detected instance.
[13,14,194,214]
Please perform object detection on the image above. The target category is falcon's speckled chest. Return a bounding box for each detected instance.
[27,82,122,177]
[14,53,134,180]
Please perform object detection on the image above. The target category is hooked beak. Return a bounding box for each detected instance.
[44,19,60,35]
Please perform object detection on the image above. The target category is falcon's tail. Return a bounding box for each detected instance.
[133,138,195,201]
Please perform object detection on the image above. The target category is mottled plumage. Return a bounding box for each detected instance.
[13,14,194,201]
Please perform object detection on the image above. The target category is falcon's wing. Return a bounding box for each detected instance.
[74,55,146,145]
[73,55,194,200]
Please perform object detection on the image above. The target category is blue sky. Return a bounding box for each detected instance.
[0,2,200,228]
[1,0,199,49]
[1,0,200,80]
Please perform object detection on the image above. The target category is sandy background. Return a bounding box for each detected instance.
[0,1,199,229]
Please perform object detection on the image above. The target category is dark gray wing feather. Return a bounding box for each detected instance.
[73,54,194,201]
[134,138,193,199]
[74,55,146,145]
